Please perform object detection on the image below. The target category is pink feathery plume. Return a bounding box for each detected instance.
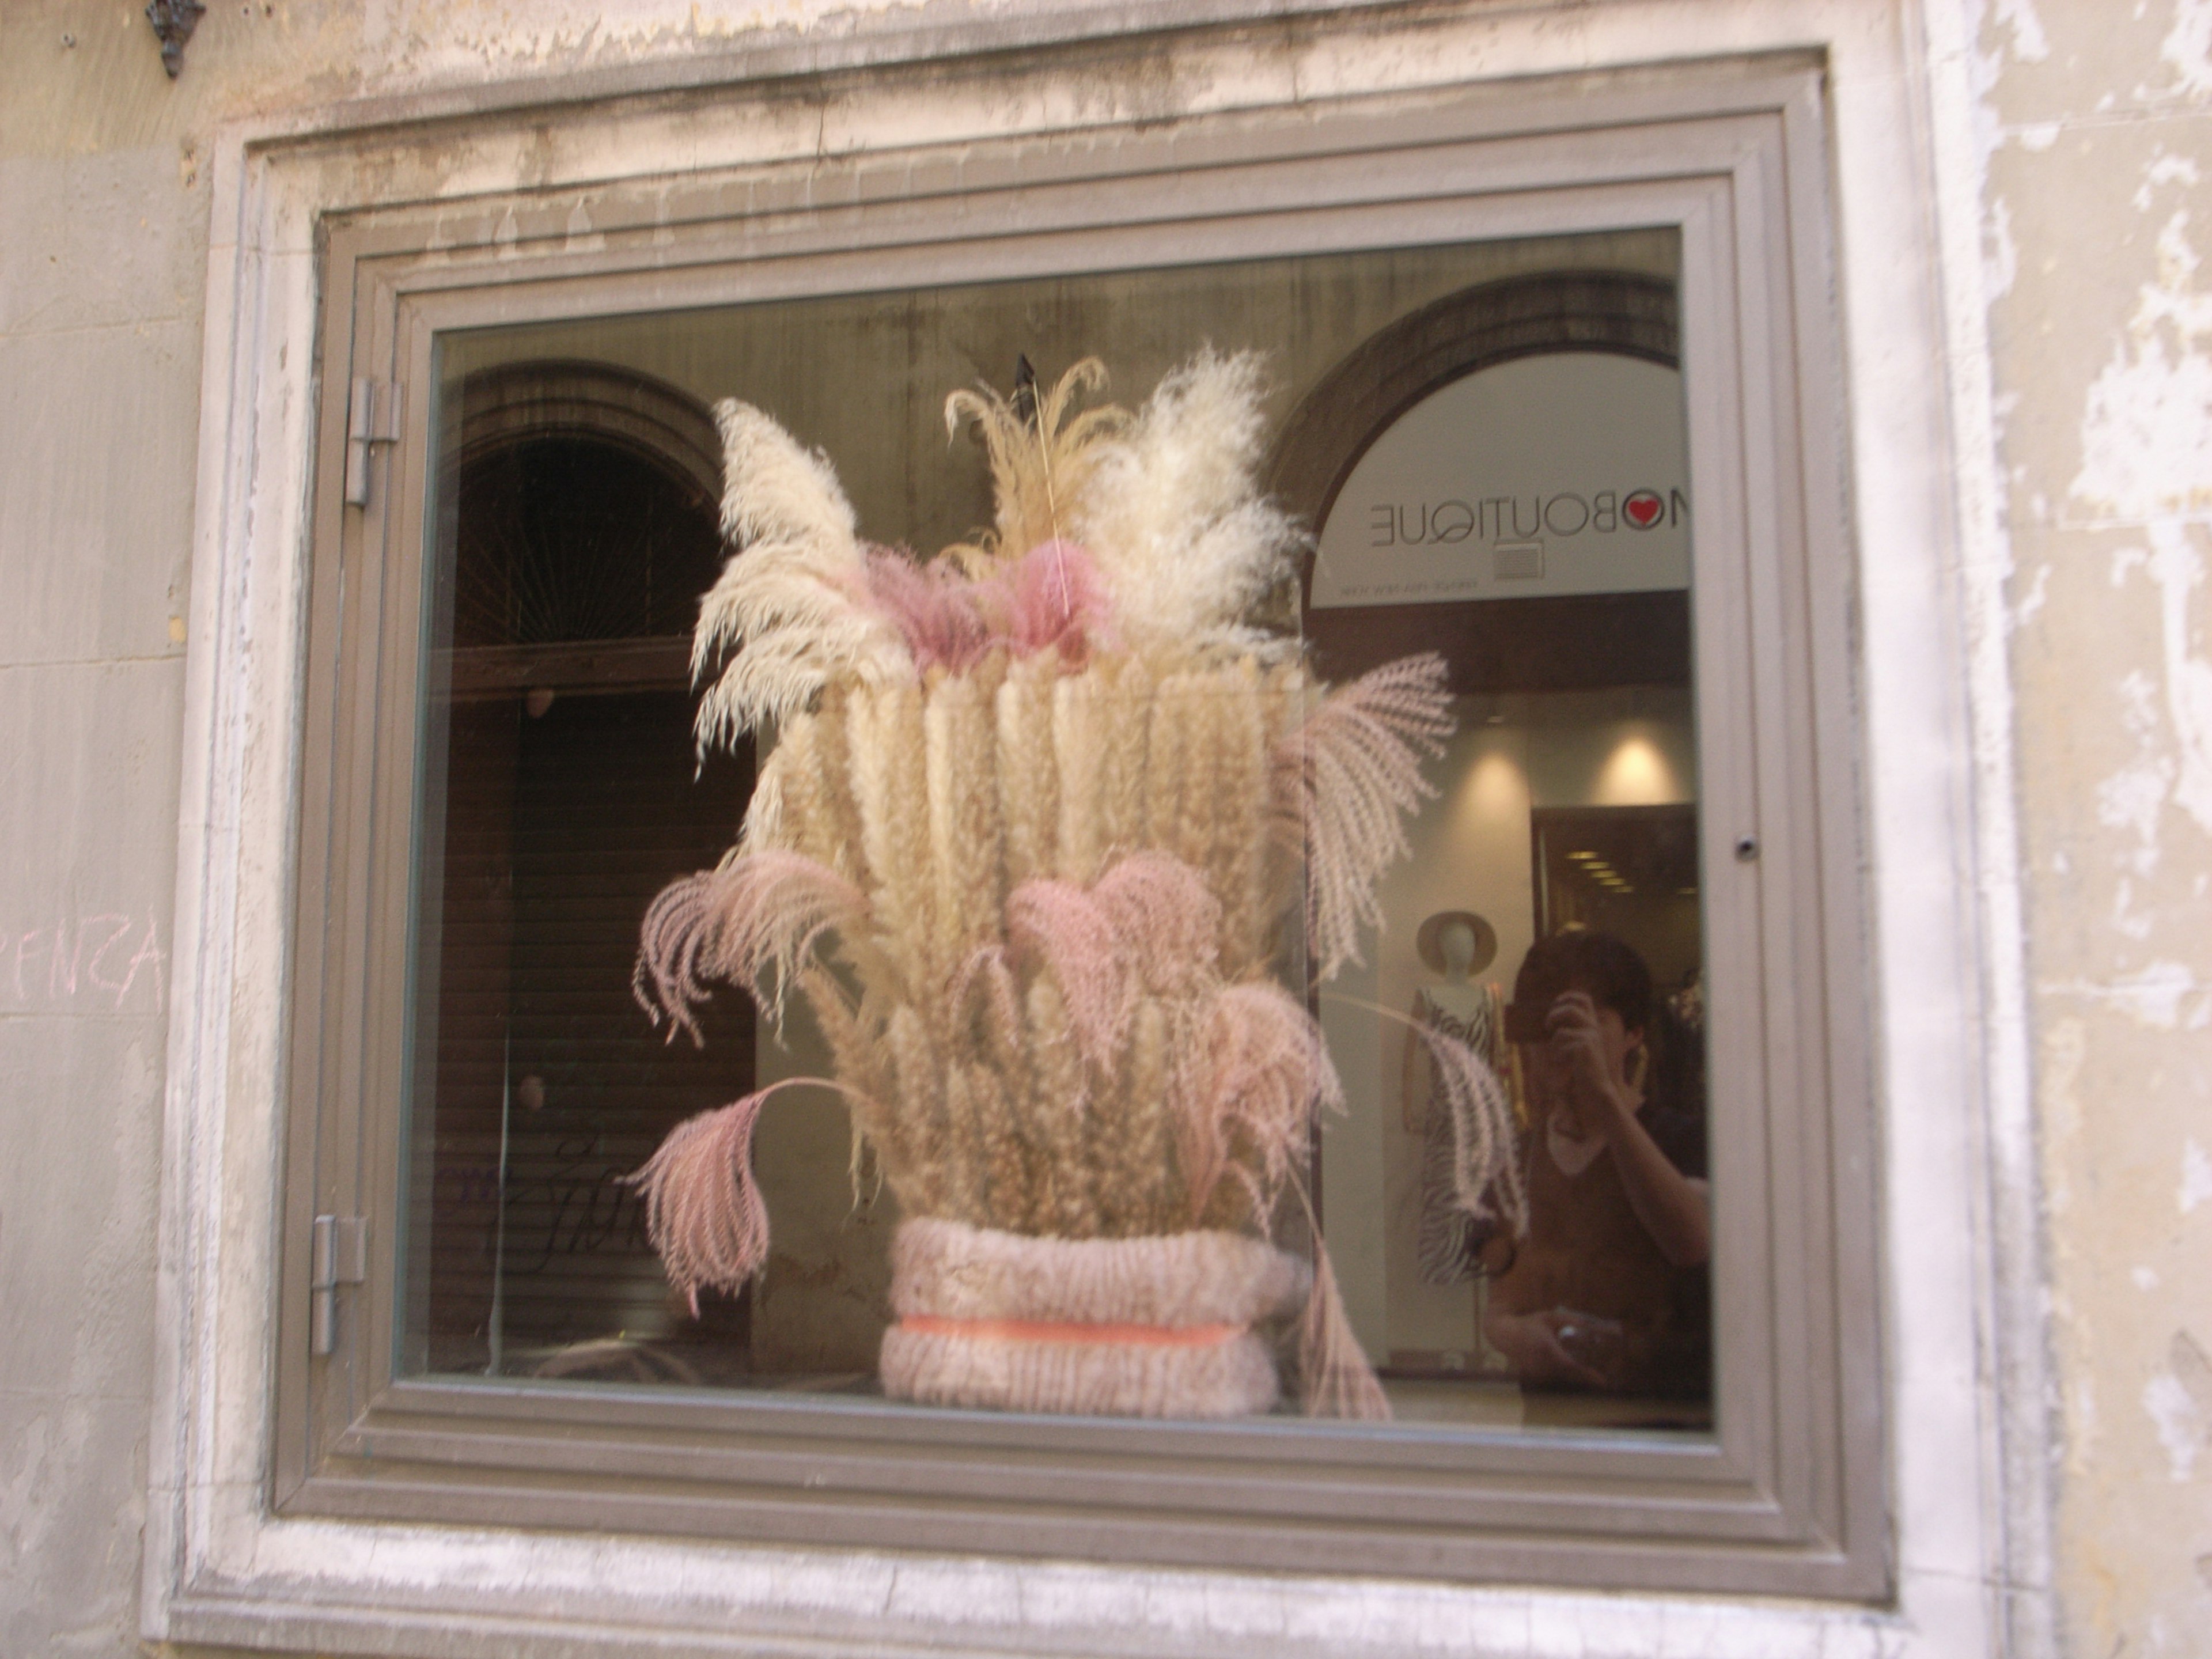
[996,539,1115,664]
[622,1089,775,1317]
[1298,1242,1391,1421]
[1090,850,1221,993]
[634,849,869,1043]
[634,872,725,1043]
[1006,878,1134,1070]
[859,547,991,673]
[1171,982,1343,1222]
[623,1076,880,1317]
[1273,653,1454,982]
[1164,976,1387,1421]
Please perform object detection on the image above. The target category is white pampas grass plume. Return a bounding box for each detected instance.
[1052,670,1104,884]
[741,749,789,850]
[1419,1018,1527,1238]
[716,402,855,552]
[1025,973,1100,1235]
[846,681,934,1005]
[1274,653,1454,980]
[634,849,869,1042]
[1097,653,1152,859]
[1070,349,1307,649]
[1327,990,1527,1241]
[693,402,908,748]
[942,359,1125,567]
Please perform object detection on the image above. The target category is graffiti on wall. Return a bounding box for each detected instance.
[0,912,167,1012]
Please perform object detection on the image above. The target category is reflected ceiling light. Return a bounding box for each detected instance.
[1459,749,1525,820]
[1596,730,1680,805]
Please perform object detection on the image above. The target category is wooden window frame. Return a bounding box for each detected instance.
[265,46,1877,1601]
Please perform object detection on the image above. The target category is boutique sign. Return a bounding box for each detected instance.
[1310,351,1692,609]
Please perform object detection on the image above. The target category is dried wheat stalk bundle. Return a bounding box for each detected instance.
[628,353,1524,1419]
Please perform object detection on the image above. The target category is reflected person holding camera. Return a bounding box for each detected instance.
[1483,929,1711,1414]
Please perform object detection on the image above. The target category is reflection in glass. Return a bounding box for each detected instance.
[402,370,763,1385]
[1317,687,1710,1432]
[1305,308,1710,1431]
[397,234,1708,1430]
[1484,927,1709,1424]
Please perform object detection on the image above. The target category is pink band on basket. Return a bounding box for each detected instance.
[898,1315,1243,1348]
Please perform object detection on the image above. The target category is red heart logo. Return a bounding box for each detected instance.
[1624,491,1663,528]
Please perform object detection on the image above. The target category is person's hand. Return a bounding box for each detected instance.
[1543,990,1631,1131]
[1487,1307,1608,1389]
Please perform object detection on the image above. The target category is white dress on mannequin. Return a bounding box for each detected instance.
[1402,916,1506,1286]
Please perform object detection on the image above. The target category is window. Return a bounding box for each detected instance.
[264,47,1877,1601]
[404,243,1716,1422]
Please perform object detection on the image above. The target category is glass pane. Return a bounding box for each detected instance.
[399,231,1710,1434]
[402,374,760,1383]
[1309,342,1709,1432]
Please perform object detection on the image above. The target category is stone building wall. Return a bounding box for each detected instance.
[1975,5,2212,1654]
[0,2,2204,1654]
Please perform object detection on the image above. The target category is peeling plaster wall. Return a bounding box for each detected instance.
[0,0,2203,1654]
[1972,1,2212,1653]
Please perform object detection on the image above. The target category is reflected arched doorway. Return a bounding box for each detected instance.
[1271,270,1684,694]
[410,363,759,1383]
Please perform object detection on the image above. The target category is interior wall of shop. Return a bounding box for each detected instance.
[1,1,2206,1656]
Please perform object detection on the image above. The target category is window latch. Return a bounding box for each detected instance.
[343,378,403,509]
[310,1214,369,1357]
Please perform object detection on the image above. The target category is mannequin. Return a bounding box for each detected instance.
[1401,911,1507,1286]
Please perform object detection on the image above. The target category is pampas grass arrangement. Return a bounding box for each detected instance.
[628,352,1523,1419]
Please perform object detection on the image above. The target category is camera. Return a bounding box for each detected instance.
[1502,1000,1551,1044]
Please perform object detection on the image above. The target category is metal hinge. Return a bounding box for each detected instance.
[310,1214,369,1357]
[343,378,403,509]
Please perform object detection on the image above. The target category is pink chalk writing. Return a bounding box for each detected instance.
[3,912,166,1012]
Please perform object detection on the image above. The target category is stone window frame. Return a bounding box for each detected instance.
[292,58,1872,1582]
[145,5,2047,1656]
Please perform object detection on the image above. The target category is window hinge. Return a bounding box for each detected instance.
[310,1214,369,1357]
[343,378,403,509]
